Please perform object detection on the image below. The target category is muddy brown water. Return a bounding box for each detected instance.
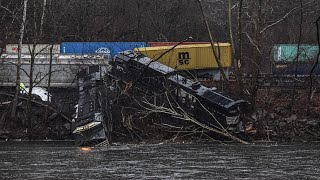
[0,141,319,179]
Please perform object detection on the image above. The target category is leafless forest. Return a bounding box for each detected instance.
[1,0,319,67]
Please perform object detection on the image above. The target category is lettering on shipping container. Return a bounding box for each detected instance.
[178,52,190,65]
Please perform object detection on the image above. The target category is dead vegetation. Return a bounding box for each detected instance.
[253,87,320,142]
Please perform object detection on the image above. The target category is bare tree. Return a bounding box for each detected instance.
[309,15,320,100]
[290,0,304,110]
[11,0,28,119]
[198,0,228,82]
[236,0,244,95]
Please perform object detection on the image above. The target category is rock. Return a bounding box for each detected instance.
[258,109,268,118]
[299,119,308,123]
[0,135,9,140]
[0,130,9,135]
[268,125,275,130]
[285,114,297,124]
[275,107,282,113]
[306,119,318,126]
[280,109,290,116]
[251,108,268,121]
[251,113,257,121]
[64,123,71,131]
[271,131,278,136]
[279,121,286,127]
[269,113,276,119]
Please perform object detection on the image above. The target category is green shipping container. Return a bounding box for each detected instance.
[273,44,319,63]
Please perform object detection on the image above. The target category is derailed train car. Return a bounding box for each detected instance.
[72,66,109,145]
[112,51,246,132]
[71,50,247,145]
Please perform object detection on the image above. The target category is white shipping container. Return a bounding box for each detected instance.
[5,44,60,54]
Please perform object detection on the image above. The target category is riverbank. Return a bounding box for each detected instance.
[1,86,320,144]
[253,87,320,142]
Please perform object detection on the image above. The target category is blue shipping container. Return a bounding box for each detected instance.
[60,42,147,56]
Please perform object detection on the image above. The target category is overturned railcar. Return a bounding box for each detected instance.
[72,65,111,146]
[113,51,246,132]
[73,51,247,145]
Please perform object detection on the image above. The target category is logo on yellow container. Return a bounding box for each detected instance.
[178,52,190,65]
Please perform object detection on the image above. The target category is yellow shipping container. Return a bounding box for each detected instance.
[135,43,232,70]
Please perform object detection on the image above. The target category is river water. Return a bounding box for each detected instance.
[0,141,319,179]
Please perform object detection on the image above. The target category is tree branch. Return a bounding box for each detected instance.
[260,0,314,33]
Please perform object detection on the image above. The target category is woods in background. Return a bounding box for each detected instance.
[1,0,319,71]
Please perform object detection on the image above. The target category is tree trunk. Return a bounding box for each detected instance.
[45,45,53,124]
[228,0,235,54]
[198,0,228,82]
[236,0,244,95]
[40,0,47,36]
[27,44,36,139]
[11,0,28,119]
[290,0,303,111]
[309,16,320,100]
[251,0,263,108]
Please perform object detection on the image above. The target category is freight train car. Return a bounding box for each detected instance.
[272,44,320,75]
[134,43,232,70]
[5,44,60,54]
[135,43,232,80]
[0,54,109,87]
[60,42,147,57]
[112,51,246,132]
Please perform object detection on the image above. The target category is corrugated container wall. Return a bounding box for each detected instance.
[273,44,319,63]
[148,42,210,47]
[135,43,232,70]
[6,44,60,54]
[61,42,147,56]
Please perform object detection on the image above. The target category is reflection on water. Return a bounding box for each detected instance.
[0,141,319,179]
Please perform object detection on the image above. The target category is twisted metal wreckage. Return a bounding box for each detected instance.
[72,50,249,146]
